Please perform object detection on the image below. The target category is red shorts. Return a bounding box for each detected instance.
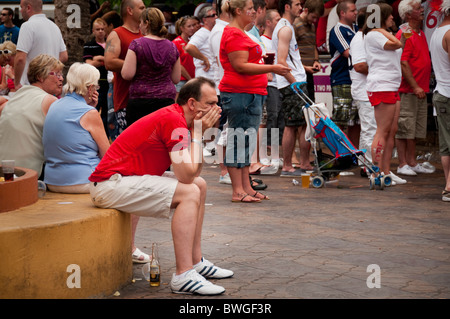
[367,91,400,106]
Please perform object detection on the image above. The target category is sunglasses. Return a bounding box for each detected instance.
[205,13,217,18]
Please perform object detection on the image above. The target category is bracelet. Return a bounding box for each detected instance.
[191,138,203,147]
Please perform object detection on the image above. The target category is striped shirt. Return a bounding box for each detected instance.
[329,22,357,85]
[294,16,316,67]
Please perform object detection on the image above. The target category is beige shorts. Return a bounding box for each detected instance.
[89,172,178,218]
[396,93,427,139]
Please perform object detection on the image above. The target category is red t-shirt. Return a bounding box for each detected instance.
[89,104,189,182]
[113,26,142,112]
[173,36,195,81]
[218,26,267,95]
[396,29,432,93]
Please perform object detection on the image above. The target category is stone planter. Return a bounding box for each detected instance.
[0,166,38,213]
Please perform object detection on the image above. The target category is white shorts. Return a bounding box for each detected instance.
[89,172,178,218]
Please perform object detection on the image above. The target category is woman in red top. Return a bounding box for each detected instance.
[219,0,290,203]
[172,16,197,97]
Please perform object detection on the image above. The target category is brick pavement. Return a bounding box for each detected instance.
[109,157,450,300]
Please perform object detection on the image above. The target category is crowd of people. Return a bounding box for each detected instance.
[0,0,449,295]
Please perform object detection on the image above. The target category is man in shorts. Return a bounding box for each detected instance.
[395,0,433,176]
[328,0,360,147]
[273,0,311,176]
[430,0,450,201]
[88,77,234,295]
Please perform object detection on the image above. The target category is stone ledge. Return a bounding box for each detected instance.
[0,192,132,299]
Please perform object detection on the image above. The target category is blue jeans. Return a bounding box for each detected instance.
[220,92,265,168]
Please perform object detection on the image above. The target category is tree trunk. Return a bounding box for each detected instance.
[54,0,91,72]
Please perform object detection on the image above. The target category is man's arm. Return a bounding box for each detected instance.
[104,31,123,73]
[401,60,425,98]
[13,50,27,89]
[277,26,296,84]
[170,105,221,184]
[185,43,210,72]
[353,62,368,75]
[59,50,68,63]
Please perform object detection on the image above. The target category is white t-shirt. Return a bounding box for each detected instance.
[209,19,229,93]
[364,30,402,92]
[272,18,307,89]
[188,27,216,81]
[326,6,339,52]
[261,34,277,88]
[430,25,450,98]
[349,31,368,101]
[16,14,67,85]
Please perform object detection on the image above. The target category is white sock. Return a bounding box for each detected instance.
[174,268,194,280]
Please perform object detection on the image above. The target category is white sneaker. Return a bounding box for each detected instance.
[194,257,234,279]
[260,158,271,166]
[203,148,213,157]
[397,165,417,176]
[219,173,232,184]
[271,158,283,168]
[170,269,225,295]
[411,163,434,174]
[389,171,407,185]
[260,164,279,175]
[422,162,436,172]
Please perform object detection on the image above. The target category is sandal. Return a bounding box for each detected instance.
[253,191,269,200]
[250,176,267,190]
[231,193,261,203]
[132,247,151,264]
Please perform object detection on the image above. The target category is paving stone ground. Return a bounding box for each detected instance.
[108,154,449,300]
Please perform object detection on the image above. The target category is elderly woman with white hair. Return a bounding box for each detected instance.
[42,62,110,194]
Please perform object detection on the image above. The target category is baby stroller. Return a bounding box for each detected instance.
[290,83,391,189]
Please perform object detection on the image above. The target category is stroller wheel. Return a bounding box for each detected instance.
[379,176,385,190]
[369,176,375,190]
[383,175,392,187]
[311,176,324,188]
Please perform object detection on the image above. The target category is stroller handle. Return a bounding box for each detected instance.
[290,81,314,108]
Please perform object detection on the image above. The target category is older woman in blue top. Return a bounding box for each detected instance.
[43,62,110,193]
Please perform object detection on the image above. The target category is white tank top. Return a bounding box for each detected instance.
[272,18,306,89]
[430,25,450,98]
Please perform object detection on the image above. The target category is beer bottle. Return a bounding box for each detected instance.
[149,243,160,287]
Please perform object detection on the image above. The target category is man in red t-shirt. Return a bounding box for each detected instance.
[104,0,144,137]
[89,78,233,295]
[395,0,433,177]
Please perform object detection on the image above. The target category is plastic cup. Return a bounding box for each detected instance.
[264,51,275,65]
[301,173,310,188]
[1,160,15,181]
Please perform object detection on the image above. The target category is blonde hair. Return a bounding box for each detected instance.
[0,41,16,58]
[92,17,106,28]
[140,7,168,37]
[63,62,100,96]
[221,0,248,17]
[174,15,197,36]
[27,54,64,84]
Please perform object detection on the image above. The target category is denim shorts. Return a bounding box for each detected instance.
[220,92,265,168]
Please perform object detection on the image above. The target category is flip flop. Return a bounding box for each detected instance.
[231,194,261,203]
[253,191,269,200]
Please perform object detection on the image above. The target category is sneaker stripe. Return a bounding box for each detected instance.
[179,280,193,292]
[179,280,204,293]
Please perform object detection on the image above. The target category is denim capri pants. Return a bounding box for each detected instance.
[220,92,266,168]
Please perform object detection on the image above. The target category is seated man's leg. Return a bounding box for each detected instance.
[170,180,202,275]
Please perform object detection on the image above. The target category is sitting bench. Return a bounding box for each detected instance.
[0,191,132,298]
